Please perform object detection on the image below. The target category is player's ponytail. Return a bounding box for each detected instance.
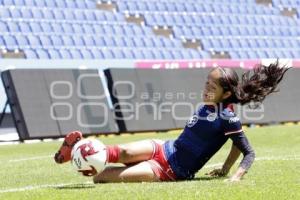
[219,60,290,106]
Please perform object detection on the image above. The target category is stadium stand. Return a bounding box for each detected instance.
[0,0,299,59]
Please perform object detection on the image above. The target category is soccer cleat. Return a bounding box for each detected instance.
[54,131,83,164]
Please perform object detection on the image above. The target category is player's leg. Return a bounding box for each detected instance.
[93,161,160,183]
[109,139,164,165]
[54,131,83,164]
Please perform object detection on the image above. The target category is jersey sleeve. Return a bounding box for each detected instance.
[222,115,243,136]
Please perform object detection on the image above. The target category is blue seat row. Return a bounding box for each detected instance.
[230,49,300,59]
[118,1,279,15]
[201,38,300,49]
[173,26,300,37]
[0,34,182,49]
[23,48,210,59]
[144,13,299,26]
[0,7,123,21]
[0,21,153,36]
[1,0,96,9]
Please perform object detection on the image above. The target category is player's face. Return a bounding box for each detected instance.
[203,69,229,104]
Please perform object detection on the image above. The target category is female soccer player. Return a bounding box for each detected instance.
[54,61,289,183]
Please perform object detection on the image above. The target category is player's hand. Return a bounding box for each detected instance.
[205,168,228,177]
[224,176,241,183]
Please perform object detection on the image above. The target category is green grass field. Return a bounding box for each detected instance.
[0,124,299,200]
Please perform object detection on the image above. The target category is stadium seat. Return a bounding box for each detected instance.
[59,49,72,59]
[36,49,50,58]
[48,49,61,59]
[39,35,52,47]
[24,49,38,58]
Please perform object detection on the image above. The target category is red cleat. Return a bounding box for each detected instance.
[54,131,83,164]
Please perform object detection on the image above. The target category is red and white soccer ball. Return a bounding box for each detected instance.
[71,138,107,176]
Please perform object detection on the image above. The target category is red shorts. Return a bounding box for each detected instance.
[147,141,177,181]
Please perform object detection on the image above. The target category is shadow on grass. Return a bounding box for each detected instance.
[55,183,95,190]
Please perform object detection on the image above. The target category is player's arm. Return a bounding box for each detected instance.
[206,143,241,177]
[227,132,255,182]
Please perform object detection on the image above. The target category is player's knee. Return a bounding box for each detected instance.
[119,146,134,159]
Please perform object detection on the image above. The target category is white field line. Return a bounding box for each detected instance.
[8,155,52,163]
[0,155,299,194]
[0,181,93,194]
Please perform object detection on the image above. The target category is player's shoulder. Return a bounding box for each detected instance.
[220,107,240,123]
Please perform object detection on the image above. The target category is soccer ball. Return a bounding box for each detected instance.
[71,138,107,176]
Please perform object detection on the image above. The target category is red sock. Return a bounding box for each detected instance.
[106,145,121,163]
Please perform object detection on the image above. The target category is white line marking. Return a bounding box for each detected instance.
[1,155,299,193]
[8,155,52,163]
[0,181,93,194]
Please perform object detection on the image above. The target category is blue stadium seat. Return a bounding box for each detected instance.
[114,37,126,47]
[142,37,154,47]
[165,2,177,11]
[14,0,25,6]
[42,9,54,19]
[48,49,61,59]
[39,35,52,47]
[62,23,73,33]
[74,10,85,21]
[123,25,135,35]
[59,49,72,59]
[3,0,14,6]
[64,10,75,20]
[72,35,84,46]
[65,0,76,8]
[103,37,116,46]
[32,9,43,19]
[7,21,20,32]
[72,24,84,34]
[171,50,183,59]
[0,36,5,46]
[80,49,93,59]
[34,0,46,7]
[112,49,125,59]
[69,49,83,59]
[54,0,66,8]
[29,22,43,33]
[10,8,22,18]
[27,35,41,47]
[93,24,105,34]
[36,49,50,59]
[84,10,96,21]
[132,49,144,59]
[53,10,65,20]
[102,49,114,59]
[0,21,8,32]
[85,0,96,9]
[24,49,38,58]
[75,1,86,9]
[82,24,94,34]
[50,35,63,46]
[103,25,114,35]
[93,37,105,46]
[162,51,173,59]
[122,49,134,59]
[90,49,104,59]
[52,23,64,33]
[45,1,56,8]
[61,36,74,46]
[3,35,18,49]
[15,35,29,46]
[142,49,155,59]
[133,37,145,47]
[83,36,95,46]
[21,9,33,19]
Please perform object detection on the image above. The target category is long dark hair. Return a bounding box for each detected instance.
[218,60,290,106]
